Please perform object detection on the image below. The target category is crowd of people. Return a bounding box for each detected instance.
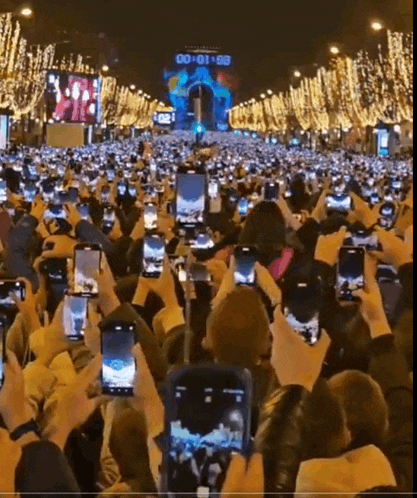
[0,131,413,497]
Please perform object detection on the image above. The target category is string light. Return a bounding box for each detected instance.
[0,14,157,127]
[229,29,413,134]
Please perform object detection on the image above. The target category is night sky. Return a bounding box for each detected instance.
[9,0,414,102]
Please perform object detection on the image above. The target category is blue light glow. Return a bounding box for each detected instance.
[192,122,206,134]
[164,61,232,131]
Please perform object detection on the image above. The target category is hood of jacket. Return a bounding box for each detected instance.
[295,444,396,498]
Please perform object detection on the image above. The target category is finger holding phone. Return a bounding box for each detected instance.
[272,307,331,393]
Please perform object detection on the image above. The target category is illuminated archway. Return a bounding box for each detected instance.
[164,65,232,131]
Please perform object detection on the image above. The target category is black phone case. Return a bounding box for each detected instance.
[161,364,253,495]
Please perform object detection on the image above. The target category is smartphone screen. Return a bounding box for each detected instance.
[142,235,165,278]
[144,204,158,231]
[263,182,278,201]
[176,173,206,226]
[0,281,25,311]
[336,247,365,302]
[191,233,214,250]
[326,195,352,212]
[63,295,88,341]
[117,182,127,196]
[233,246,257,286]
[379,202,396,218]
[77,203,90,220]
[237,198,248,217]
[208,181,219,199]
[23,185,37,203]
[44,205,67,220]
[349,231,380,251]
[284,307,320,345]
[39,258,68,304]
[101,322,136,396]
[68,187,79,204]
[189,263,212,282]
[0,181,7,203]
[74,244,101,296]
[165,365,252,497]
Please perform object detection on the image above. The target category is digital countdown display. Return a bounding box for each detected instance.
[153,111,175,126]
[174,53,233,67]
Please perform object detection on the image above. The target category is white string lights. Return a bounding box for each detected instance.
[230,30,413,134]
[0,14,157,127]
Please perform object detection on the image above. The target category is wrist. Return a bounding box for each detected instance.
[367,317,392,338]
[42,419,71,451]
[14,432,40,447]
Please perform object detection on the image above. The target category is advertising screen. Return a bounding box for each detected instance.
[46,72,101,124]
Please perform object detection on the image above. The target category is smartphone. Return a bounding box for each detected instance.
[68,187,79,204]
[326,194,352,213]
[63,295,88,341]
[176,173,206,226]
[282,280,321,346]
[77,203,90,220]
[164,365,252,497]
[101,322,136,396]
[0,180,7,203]
[233,246,257,287]
[101,187,111,204]
[0,315,6,388]
[189,262,212,282]
[208,180,219,199]
[126,183,136,196]
[379,202,396,218]
[39,258,68,289]
[74,244,101,296]
[348,231,381,251]
[336,247,365,302]
[237,198,249,217]
[191,233,214,250]
[263,182,279,201]
[117,181,127,196]
[57,190,69,204]
[23,184,37,203]
[142,234,165,279]
[0,280,25,312]
[44,205,67,220]
[144,203,158,231]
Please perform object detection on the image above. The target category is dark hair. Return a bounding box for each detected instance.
[301,379,348,460]
[207,287,270,367]
[329,370,388,448]
[239,201,286,266]
[319,213,349,236]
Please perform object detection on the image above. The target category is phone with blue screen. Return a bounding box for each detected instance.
[164,365,252,497]
[101,322,136,396]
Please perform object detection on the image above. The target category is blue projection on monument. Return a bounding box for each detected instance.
[164,53,233,131]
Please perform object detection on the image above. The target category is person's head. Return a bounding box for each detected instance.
[204,287,270,368]
[301,379,351,460]
[238,201,286,265]
[328,370,389,447]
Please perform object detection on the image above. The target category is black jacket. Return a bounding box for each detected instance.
[255,384,311,496]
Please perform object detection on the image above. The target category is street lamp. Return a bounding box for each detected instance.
[260,93,266,99]
[329,45,340,55]
[371,20,384,32]
[130,84,136,91]
[267,89,273,95]
[293,70,302,78]
[20,7,33,17]
[101,65,109,72]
